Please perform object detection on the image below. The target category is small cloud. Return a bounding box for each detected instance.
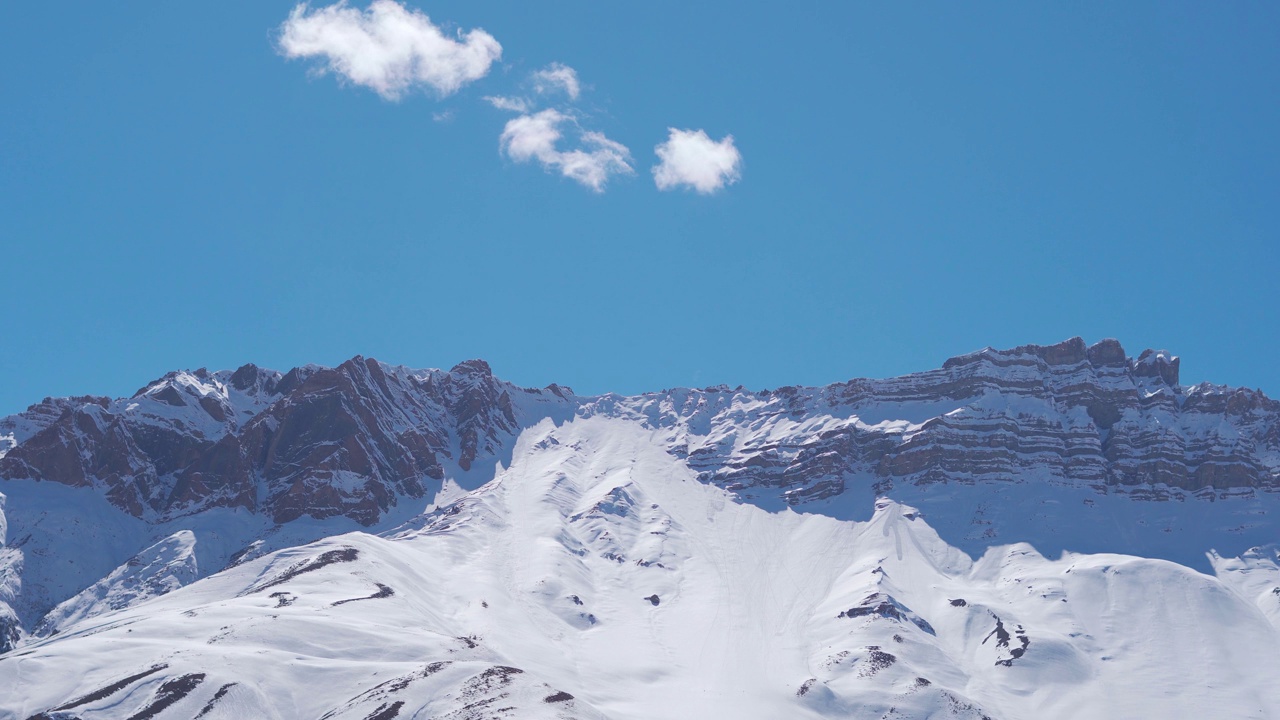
[500,109,632,192]
[531,62,581,101]
[484,95,531,113]
[652,128,742,194]
[432,109,455,123]
[278,0,501,100]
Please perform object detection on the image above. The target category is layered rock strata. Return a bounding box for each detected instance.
[2,338,1277,526]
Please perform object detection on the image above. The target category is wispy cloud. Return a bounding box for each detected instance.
[276,5,740,196]
[531,63,581,101]
[483,95,531,113]
[278,0,501,100]
[653,129,742,194]
[500,110,633,192]
[484,63,579,114]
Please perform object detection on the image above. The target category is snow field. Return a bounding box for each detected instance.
[4,416,1280,718]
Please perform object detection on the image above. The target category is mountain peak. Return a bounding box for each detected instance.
[449,358,494,377]
[939,336,1179,380]
[1133,348,1180,387]
[943,337,1091,369]
[1086,338,1127,366]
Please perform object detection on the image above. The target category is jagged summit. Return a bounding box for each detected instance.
[449,358,495,377]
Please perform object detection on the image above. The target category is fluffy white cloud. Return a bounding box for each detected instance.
[652,128,742,194]
[279,0,501,100]
[500,109,632,192]
[531,63,581,101]
[483,95,531,113]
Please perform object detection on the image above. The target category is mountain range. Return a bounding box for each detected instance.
[2,337,1278,719]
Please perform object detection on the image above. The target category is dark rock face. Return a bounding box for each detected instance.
[0,613,19,653]
[838,593,935,634]
[0,358,566,525]
[2,338,1279,526]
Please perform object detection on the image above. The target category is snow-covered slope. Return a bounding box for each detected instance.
[33,530,198,638]
[2,338,1280,718]
[4,418,1278,719]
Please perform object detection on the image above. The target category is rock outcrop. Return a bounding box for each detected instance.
[0,358,570,525]
[622,337,1280,503]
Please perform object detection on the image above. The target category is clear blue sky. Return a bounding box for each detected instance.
[2,2,1277,415]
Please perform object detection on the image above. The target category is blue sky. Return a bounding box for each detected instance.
[2,2,1277,415]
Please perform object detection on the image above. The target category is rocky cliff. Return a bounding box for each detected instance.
[630,337,1280,503]
[0,357,570,525]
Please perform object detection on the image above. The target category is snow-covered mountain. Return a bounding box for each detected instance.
[2,338,1279,719]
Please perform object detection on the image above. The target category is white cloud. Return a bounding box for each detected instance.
[531,63,581,100]
[499,109,633,192]
[483,95,531,113]
[279,0,501,100]
[652,128,742,194]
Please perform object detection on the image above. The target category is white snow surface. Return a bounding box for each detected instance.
[33,529,198,637]
[3,417,1279,719]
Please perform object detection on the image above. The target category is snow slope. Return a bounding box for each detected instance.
[33,530,199,638]
[5,417,1278,720]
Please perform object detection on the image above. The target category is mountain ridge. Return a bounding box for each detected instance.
[5,336,1276,531]
[3,337,1280,717]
